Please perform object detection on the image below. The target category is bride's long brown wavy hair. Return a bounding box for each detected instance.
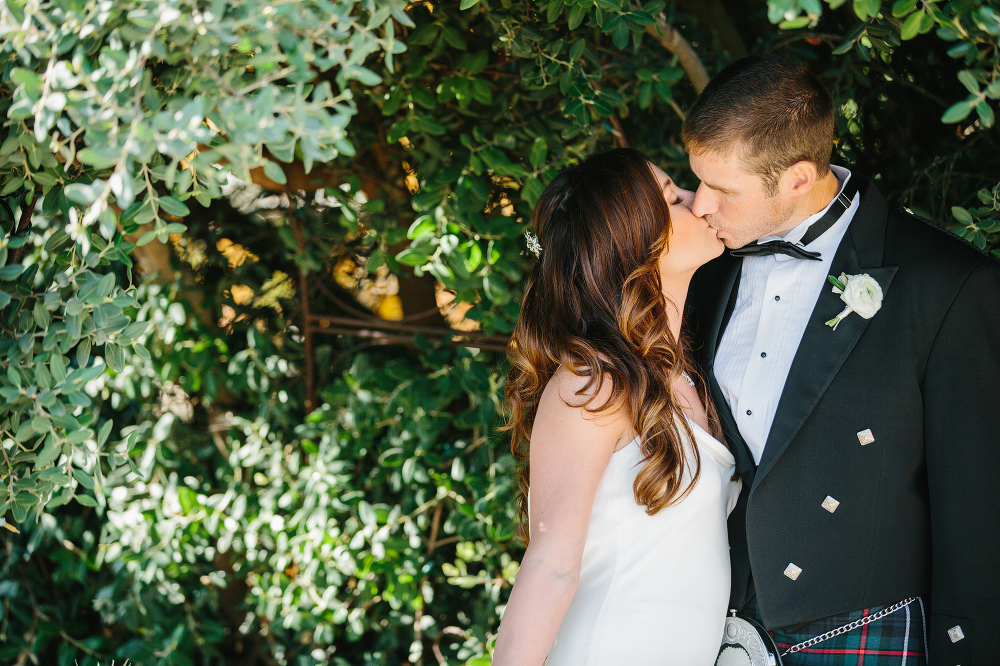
[503,148,718,544]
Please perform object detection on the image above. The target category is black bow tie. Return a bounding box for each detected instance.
[729,177,860,261]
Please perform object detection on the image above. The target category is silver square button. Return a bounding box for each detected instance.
[948,625,965,643]
[821,496,840,513]
[783,563,802,580]
[857,429,875,445]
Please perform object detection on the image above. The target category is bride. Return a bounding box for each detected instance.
[493,148,741,665]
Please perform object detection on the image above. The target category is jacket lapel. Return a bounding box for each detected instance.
[695,254,757,482]
[754,177,898,484]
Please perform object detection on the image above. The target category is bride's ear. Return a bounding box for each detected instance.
[780,160,818,197]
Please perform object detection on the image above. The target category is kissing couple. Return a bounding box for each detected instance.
[492,54,1000,666]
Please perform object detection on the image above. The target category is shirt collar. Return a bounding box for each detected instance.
[758,165,853,247]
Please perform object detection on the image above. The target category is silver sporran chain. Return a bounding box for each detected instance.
[782,597,917,656]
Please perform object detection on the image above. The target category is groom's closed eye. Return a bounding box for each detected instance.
[702,181,736,196]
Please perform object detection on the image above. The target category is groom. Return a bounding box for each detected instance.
[685,54,1000,665]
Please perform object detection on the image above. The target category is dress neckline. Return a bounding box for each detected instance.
[683,414,735,467]
[614,415,734,467]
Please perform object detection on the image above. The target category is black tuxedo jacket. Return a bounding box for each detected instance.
[687,176,1000,665]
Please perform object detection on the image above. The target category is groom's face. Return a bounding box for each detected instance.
[688,149,794,249]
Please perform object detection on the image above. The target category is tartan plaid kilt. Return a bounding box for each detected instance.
[745,597,927,666]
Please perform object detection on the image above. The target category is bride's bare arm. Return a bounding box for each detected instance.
[492,367,628,665]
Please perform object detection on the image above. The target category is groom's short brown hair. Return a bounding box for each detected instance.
[682,54,834,194]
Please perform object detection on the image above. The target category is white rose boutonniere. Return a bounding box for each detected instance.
[825,272,883,330]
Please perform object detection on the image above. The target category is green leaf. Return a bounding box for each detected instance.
[262,160,287,185]
[564,98,585,116]
[892,0,918,17]
[412,86,437,109]
[105,342,125,372]
[522,178,544,207]
[957,70,980,95]
[32,301,50,329]
[388,118,411,144]
[75,494,98,507]
[0,265,25,281]
[76,337,92,367]
[800,0,822,15]
[466,243,483,272]
[600,86,626,106]
[118,201,144,230]
[974,6,1000,35]
[941,99,975,123]
[50,353,66,384]
[408,24,440,46]
[66,428,94,445]
[156,195,190,217]
[900,10,923,39]
[899,9,924,40]
[414,116,446,135]
[14,492,38,507]
[853,0,880,19]
[460,0,480,9]
[832,37,856,55]
[592,98,614,116]
[343,65,382,86]
[951,206,974,225]
[72,467,95,489]
[96,273,115,300]
[407,217,436,240]
[77,148,119,169]
[396,249,430,266]
[32,416,53,433]
[975,101,995,127]
[612,21,629,49]
[10,67,43,92]
[779,16,811,29]
[358,500,377,525]
[34,441,63,468]
[568,4,587,30]
[98,419,114,447]
[120,320,150,342]
[529,138,548,169]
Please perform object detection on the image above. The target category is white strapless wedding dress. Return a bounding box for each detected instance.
[545,416,741,666]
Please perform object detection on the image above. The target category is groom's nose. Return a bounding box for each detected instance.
[691,183,718,219]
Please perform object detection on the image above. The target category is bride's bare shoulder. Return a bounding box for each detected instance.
[538,364,623,425]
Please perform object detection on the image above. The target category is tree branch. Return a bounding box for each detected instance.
[646,15,710,95]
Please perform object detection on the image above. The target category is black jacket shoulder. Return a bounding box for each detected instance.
[886,208,993,281]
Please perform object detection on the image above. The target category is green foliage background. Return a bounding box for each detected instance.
[0,0,997,664]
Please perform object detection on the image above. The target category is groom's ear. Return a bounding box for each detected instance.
[780,160,818,197]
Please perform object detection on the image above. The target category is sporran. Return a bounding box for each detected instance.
[716,613,784,666]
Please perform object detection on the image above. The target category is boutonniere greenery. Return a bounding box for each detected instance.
[826,273,884,330]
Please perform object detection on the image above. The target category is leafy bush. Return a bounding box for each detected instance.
[1,0,996,664]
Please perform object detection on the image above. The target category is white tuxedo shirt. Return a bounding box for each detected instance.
[715,166,860,464]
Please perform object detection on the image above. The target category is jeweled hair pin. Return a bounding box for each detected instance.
[525,231,542,257]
